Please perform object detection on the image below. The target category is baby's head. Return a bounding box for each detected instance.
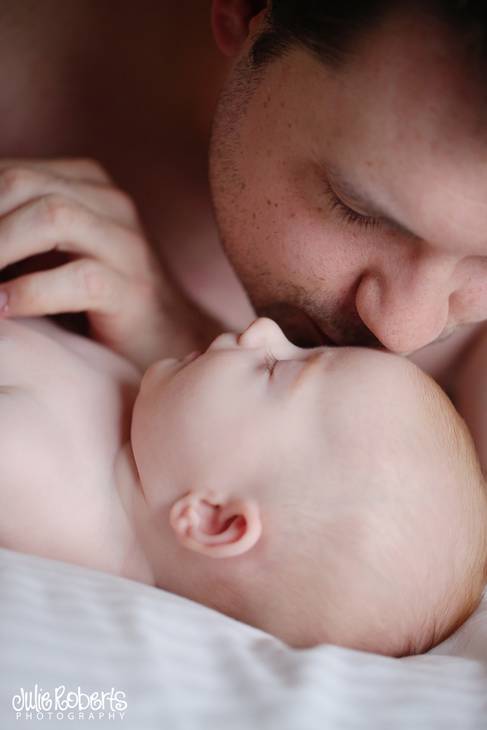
[131,317,487,656]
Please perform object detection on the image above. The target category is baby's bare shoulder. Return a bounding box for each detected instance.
[0,318,136,554]
[0,380,76,546]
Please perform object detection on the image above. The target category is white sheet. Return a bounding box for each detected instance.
[1,546,487,729]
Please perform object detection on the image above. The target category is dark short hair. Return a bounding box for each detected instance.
[249,1,487,71]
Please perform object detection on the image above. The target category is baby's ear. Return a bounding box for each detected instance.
[169,491,262,558]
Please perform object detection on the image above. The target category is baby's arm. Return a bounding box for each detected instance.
[0,158,222,370]
[451,323,487,473]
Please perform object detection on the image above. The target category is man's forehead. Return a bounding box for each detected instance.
[279,4,486,112]
[337,4,487,157]
[311,6,487,253]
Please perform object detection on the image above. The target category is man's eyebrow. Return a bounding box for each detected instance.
[325,164,416,237]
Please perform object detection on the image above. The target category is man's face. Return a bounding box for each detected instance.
[209,5,487,354]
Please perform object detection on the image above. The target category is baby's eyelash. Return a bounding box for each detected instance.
[324,184,383,230]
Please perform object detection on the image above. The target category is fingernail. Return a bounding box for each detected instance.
[0,290,9,311]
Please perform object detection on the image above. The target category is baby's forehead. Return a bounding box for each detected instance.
[319,345,437,408]
[353,347,442,404]
[309,348,456,464]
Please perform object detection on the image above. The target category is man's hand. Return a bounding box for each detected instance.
[0,158,222,370]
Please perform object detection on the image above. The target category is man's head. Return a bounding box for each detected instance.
[132,318,487,656]
[209,1,487,354]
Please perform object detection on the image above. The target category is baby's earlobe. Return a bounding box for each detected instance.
[169,491,262,558]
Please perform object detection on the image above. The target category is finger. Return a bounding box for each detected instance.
[0,258,129,317]
[0,158,112,184]
[0,167,140,229]
[0,194,151,274]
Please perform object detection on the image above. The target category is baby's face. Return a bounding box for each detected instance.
[132,317,433,515]
[131,317,487,654]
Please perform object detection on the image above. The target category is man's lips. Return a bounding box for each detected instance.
[309,320,337,347]
[284,314,338,348]
[256,303,337,348]
[292,311,384,350]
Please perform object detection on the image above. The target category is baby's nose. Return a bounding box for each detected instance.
[238,317,299,356]
[206,332,239,352]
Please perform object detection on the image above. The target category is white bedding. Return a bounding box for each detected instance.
[1,546,487,730]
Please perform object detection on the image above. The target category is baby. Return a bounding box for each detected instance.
[1,313,486,657]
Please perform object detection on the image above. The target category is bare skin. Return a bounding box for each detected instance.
[0,1,485,657]
[1,313,486,656]
[0,1,485,448]
[0,1,252,329]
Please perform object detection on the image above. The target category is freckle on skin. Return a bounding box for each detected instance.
[274,202,278,208]
[266,199,272,206]
[290,212,296,218]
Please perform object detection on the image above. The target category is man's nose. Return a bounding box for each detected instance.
[354,253,457,354]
